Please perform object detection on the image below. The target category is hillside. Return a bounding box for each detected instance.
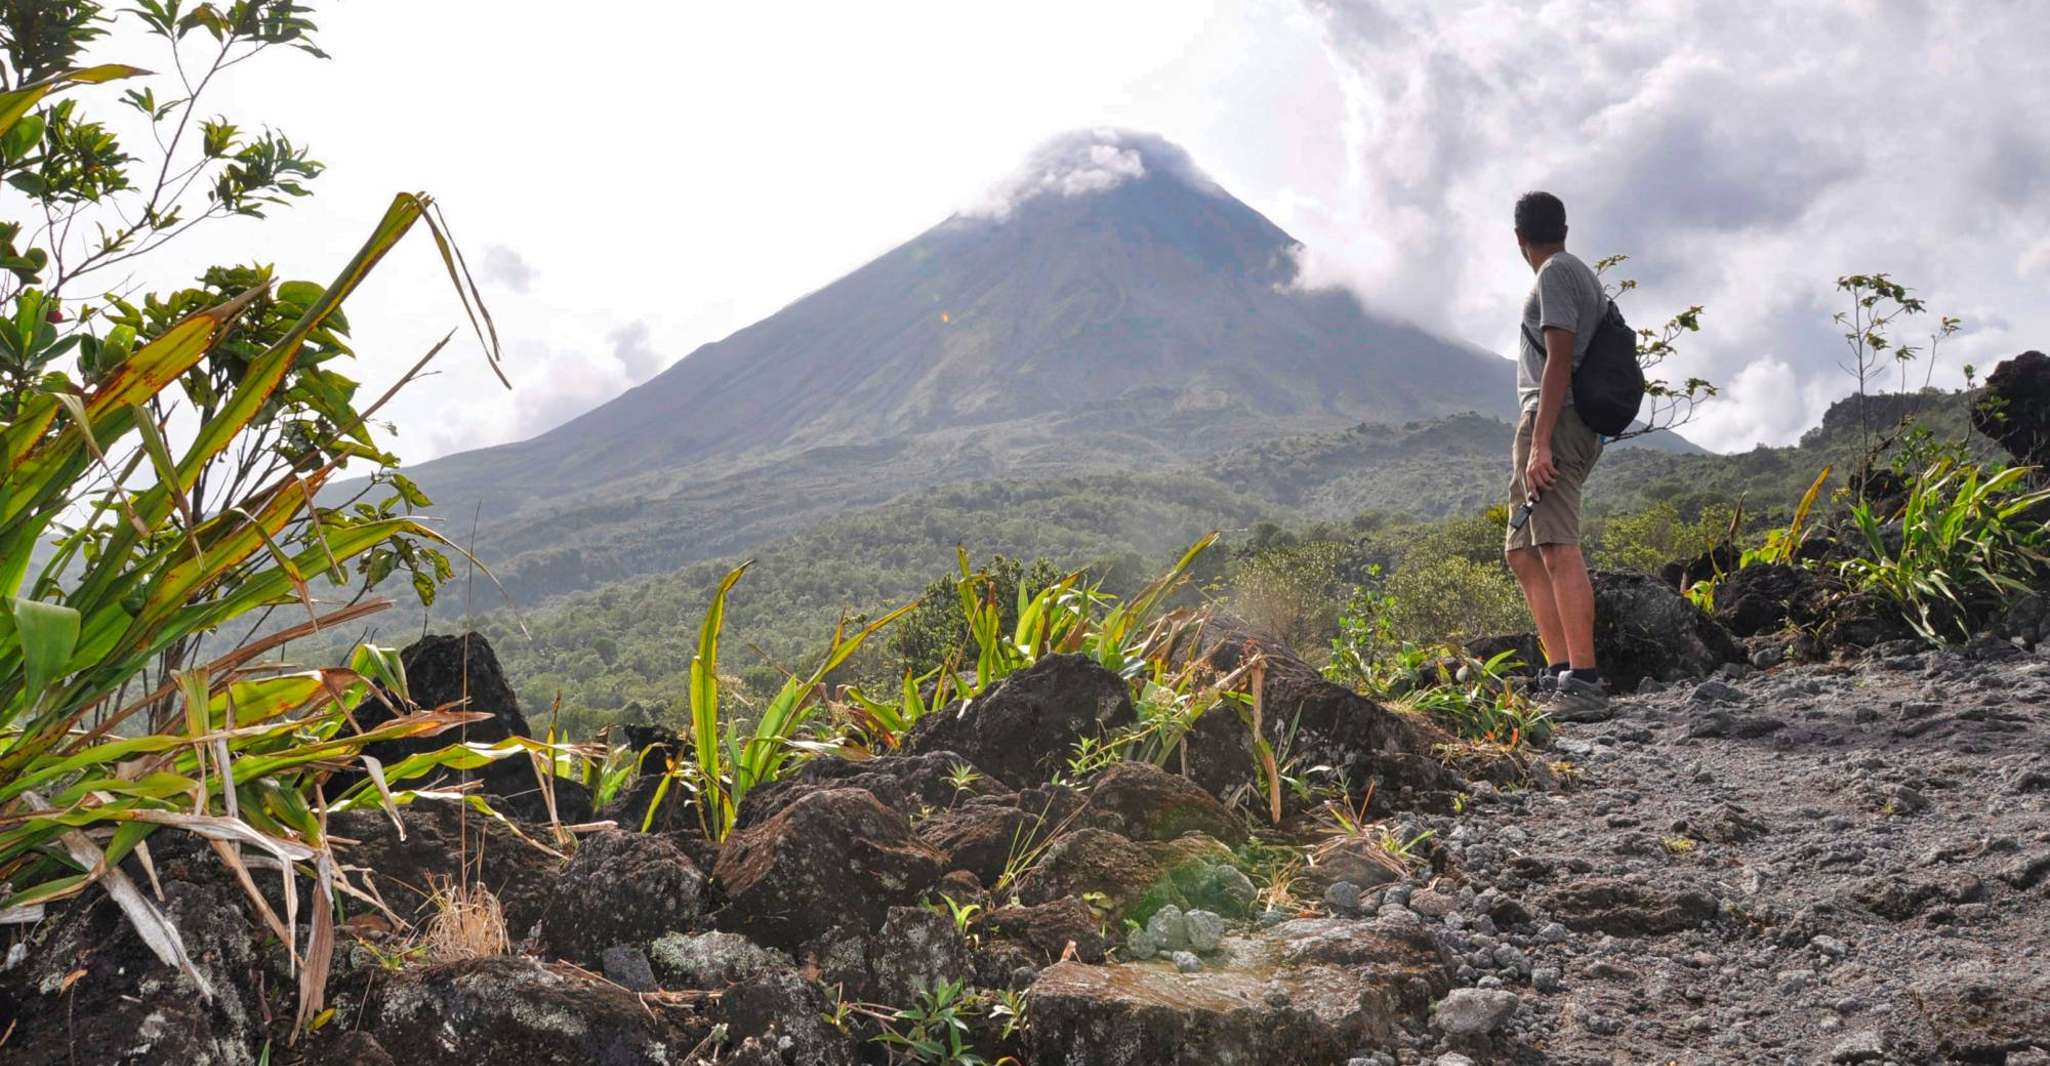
[418,395,1930,731]
[382,131,1521,603]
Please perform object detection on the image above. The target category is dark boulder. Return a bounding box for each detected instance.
[1012,827,1177,921]
[1972,350,2050,467]
[716,970,857,1065]
[903,653,1137,788]
[351,633,591,824]
[0,858,272,1065]
[2000,591,2049,649]
[1183,632,1462,815]
[984,896,1111,964]
[1714,561,1843,638]
[1590,571,1743,691]
[538,830,705,961]
[815,905,973,1005]
[733,749,1011,832]
[1464,632,1545,677]
[367,955,702,1065]
[917,799,1065,889]
[711,787,946,953]
[1822,590,1917,651]
[1083,760,1248,847]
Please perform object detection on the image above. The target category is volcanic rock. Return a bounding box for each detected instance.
[368,956,697,1065]
[1589,571,1744,691]
[711,787,945,952]
[1084,760,1248,846]
[905,654,1138,788]
[538,829,704,961]
[364,633,591,824]
[1541,877,1720,936]
[985,896,1111,964]
[1012,827,1176,920]
[1972,351,2050,467]
[332,801,564,935]
[1026,917,1451,1065]
[733,749,1011,832]
[1184,631,1461,814]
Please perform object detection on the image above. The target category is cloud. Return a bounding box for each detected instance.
[479,244,535,294]
[961,128,1220,219]
[1279,0,2050,451]
[608,320,665,380]
[421,319,671,455]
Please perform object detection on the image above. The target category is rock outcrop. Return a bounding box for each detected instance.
[1589,571,1744,691]
[711,787,946,952]
[1026,917,1451,1065]
[1972,350,2050,468]
[1184,631,1462,815]
[350,633,590,824]
[537,829,704,961]
[904,653,1137,788]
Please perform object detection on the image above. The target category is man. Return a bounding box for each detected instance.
[1504,191,1609,721]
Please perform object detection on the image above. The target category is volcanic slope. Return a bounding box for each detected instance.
[391,131,1520,602]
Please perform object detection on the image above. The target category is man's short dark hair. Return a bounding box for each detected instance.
[1515,191,1567,244]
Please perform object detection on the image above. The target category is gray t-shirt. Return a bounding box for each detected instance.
[1516,250,1606,413]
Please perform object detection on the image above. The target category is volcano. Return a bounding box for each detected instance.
[393,131,1516,600]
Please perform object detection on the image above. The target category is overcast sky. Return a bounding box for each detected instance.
[100,0,2050,458]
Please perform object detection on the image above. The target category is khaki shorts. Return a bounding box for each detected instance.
[1505,405,1603,552]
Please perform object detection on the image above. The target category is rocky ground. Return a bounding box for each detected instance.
[4,602,2048,1065]
[1376,640,2050,1066]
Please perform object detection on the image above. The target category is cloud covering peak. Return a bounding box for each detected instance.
[962,128,1219,219]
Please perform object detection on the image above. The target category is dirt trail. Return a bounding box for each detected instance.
[1408,646,2050,1065]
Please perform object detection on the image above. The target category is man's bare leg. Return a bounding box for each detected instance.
[1537,542,1597,669]
[1506,546,1569,665]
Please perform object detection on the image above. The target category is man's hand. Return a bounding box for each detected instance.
[1526,442,1558,492]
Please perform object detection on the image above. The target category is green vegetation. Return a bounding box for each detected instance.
[871,977,1009,1066]
[1324,577,1546,748]
[635,561,910,841]
[0,3,508,1032]
[626,538,1228,835]
[436,386,1983,740]
[1840,459,2049,642]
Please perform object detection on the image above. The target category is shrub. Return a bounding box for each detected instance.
[1325,583,1545,747]
[0,6,509,1033]
[1384,555,1526,646]
[1227,540,1356,655]
[1590,500,1736,574]
[1840,459,2049,642]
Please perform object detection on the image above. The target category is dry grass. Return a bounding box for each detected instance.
[412,879,509,962]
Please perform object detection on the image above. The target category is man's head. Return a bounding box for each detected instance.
[1514,191,1568,265]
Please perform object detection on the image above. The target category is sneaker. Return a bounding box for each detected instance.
[1544,675,1613,723]
[1534,670,1562,695]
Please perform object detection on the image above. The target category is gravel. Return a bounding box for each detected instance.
[1405,650,2050,1065]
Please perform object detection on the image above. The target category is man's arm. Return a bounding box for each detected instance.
[1526,326,1576,492]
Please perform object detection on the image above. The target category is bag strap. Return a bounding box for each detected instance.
[1523,295,1618,359]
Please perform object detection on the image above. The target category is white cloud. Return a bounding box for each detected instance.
[961,128,1217,219]
[479,244,535,294]
[134,0,2048,462]
[417,319,672,456]
[1268,0,2050,451]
